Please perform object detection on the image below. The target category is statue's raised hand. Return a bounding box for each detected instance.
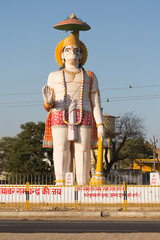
[42,85,54,105]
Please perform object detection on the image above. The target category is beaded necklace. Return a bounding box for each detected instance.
[64,68,81,80]
[62,68,84,126]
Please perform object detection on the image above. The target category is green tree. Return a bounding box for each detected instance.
[5,121,53,173]
[116,138,153,169]
[104,112,147,173]
[0,137,17,171]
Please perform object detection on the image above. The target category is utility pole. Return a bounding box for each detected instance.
[151,135,158,172]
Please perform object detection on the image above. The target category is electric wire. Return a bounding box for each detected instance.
[1,83,160,96]
[105,96,160,102]
[0,104,42,108]
[0,95,160,107]
[1,94,160,105]
[0,84,160,107]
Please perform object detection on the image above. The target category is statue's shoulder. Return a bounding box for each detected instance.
[48,70,63,83]
[85,70,98,90]
[48,70,62,78]
[86,70,94,74]
[85,70,97,81]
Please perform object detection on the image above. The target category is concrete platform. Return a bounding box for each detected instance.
[0,211,159,218]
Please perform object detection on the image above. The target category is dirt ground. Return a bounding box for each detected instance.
[0,233,160,240]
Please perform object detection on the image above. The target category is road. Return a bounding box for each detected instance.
[0,220,160,233]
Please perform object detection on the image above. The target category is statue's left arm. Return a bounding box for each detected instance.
[91,73,105,141]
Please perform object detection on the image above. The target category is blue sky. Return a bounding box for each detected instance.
[0,0,160,145]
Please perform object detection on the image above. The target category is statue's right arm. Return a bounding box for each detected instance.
[42,72,55,111]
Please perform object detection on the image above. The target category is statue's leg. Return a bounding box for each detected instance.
[74,127,92,185]
[52,127,71,185]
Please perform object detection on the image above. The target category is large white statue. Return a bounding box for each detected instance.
[42,14,105,185]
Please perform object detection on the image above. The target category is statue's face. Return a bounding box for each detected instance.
[62,45,82,66]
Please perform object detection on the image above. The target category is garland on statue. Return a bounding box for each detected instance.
[62,68,84,126]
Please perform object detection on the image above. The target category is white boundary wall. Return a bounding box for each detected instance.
[0,185,75,203]
[127,186,160,204]
[78,186,124,204]
[0,185,160,204]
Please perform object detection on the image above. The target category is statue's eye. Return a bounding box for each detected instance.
[65,48,70,53]
[74,48,80,53]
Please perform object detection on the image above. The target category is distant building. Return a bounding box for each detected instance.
[133,159,160,172]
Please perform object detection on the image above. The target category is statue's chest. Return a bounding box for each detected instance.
[54,73,90,99]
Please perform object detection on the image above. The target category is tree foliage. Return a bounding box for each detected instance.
[116,138,153,169]
[4,121,53,173]
[0,137,17,171]
[104,112,151,172]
